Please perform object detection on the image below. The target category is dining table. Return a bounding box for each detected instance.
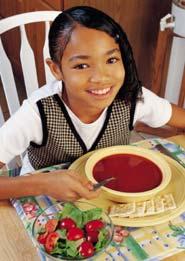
[0,134,185,261]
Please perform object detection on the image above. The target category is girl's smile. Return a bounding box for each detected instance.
[87,86,112,97]
[50,25,125,123]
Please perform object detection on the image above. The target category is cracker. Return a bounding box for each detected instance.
[143,199,155,216]
[129,202,146,218]
[109,202,135,217]
[163,193,176,210]
[108,193,176,218]
[153,196,165,214]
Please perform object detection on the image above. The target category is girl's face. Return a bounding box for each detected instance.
[51,25,125,122]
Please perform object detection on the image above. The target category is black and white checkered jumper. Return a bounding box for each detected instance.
[27,94,133,169]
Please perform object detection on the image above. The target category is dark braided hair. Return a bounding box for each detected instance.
[49,6,142,102]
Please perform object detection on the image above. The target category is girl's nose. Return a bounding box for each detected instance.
[89,66,109,83]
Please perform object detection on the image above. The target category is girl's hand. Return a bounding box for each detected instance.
[39,169,100,201]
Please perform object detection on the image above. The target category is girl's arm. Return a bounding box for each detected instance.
[0,173,45,200]
[0,161,46,199]
[0,100,43,166]
[0,162,99,201]
[167,104,185,129]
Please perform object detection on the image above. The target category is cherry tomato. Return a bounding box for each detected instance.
[45,219,58,233]
[67,227,84,241]
[79,241,94,257]
[87,230,99,243]
[44,231,59,253]
[59,217,76,231]
[37,231,48,245]
[85,220,104,233]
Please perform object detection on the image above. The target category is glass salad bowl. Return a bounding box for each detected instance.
[32,201,114,260]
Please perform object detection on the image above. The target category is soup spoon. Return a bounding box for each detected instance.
[93,177,116,191]
[153,144,185,168]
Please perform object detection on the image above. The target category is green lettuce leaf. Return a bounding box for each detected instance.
[82,208,102,225]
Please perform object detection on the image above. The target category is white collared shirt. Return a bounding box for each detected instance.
[0,80,172,174]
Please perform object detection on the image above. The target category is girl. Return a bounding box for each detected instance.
[0,6,184,201]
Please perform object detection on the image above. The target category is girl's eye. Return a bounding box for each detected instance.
[107,57,119,64]
[73,64,89,69]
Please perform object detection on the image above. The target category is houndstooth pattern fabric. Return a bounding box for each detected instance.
[27,94,131,169]
[95,98,130,150]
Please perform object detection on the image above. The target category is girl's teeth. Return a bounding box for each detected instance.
[90,88,110,95]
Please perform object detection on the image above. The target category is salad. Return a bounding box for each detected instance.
[36,202,112,259]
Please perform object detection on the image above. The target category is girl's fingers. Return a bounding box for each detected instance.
[47,170,100,200]
[68,171,95,191]
[84,181,94,190]
[58,192,80,202]
[74,182,100,199]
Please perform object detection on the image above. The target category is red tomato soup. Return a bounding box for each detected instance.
[93,154,162,193]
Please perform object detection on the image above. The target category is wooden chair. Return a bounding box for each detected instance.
[0,11,60,168]
[135,16,185,138]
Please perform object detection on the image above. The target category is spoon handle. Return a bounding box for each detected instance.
[155,144,185,168]
[93,177,115,191]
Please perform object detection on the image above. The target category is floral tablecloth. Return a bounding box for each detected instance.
[1,138,185,261]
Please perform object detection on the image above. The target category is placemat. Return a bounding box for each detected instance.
[1,138,185,261]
